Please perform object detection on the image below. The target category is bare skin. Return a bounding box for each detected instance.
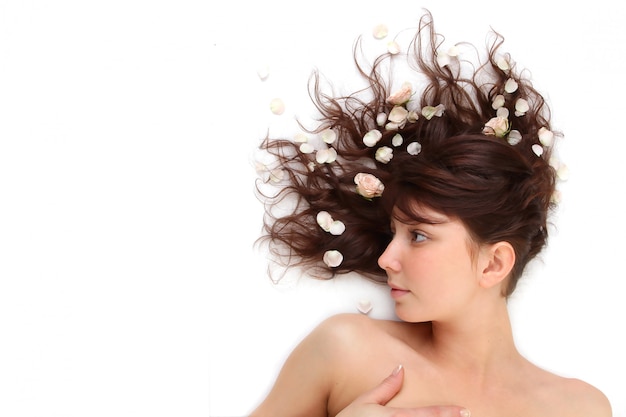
[250,208,612,417]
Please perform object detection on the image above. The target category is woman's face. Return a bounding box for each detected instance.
[378,205,483,323]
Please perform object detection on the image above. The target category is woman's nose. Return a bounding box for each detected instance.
[378,239,401,272]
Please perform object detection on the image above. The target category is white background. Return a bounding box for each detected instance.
[0,1,624,416]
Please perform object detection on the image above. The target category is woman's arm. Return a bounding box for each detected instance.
[249,319,337,417]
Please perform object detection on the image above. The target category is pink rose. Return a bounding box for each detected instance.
[354,173,384,198]
[386,83,412,105]
[483,116,510,138]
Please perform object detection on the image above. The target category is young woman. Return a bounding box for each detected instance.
[251,11,612,417]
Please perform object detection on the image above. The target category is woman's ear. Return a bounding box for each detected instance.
[479,241,515,290]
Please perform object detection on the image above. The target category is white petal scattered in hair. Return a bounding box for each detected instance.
[421,104,445,120]
[329,220,346,236]
[321,128,337,144]
[557,164,570,181]
[363,129,383,147]
[515,98,529,116]
[357,299,373,314]
[316,147,337,164]
[387,41,401,54]
[269,98,285,115]
[436,51,451,67]
[496,107,510,118]
[373,24,388,39]
[388,105,409,124]
[407,141,422,155]
[375,146,393,163]
[294,132,308,143]
[492,94,505,110]
[538,127,554,147]
[507,130,522,145]
[447,45,460,57]
[532,144,544,157]
[323,250,343,268]
[376,112,388,126]
[317,211,333,232]
[299,143,314,154]
[497,56,510,71]
[392,133,403,147]
[504,78,518,93]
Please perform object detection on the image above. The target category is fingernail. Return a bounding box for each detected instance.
[392,364,403,376]
[460,409,471,417]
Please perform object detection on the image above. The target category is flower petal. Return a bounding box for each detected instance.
[363,129,383,147]
[376,112,388,126]
[372,24,388,39]
[407,141,422,155]
[329,220,346,236]
[504,78,518,93]
[321,128,337,144]
[387,41,400,54]
[357,300,372,314]
[316,211,333,232]
[269,98,285,115]
[532,144,544,157]
[392,133,403,147]
[375,146,393,164]
[299,143,314,154]
[492,94,505,110]
[507,130,522,145]
[538,127,554,146]
[323,250,343,268]
[515,98,529,116]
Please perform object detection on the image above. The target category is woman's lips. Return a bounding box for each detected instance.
[388,284,410,299]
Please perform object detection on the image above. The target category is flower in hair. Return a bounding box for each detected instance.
[317,211,346,235]
[515,98,529,116]
[492,94,505,110]
[386,82,413,105]
[386,106,409,130]
[392,133,403,147]
[421,104,445,120]
[507,130,522,145]
[538,127,554,146]
[407,141,422,155]
[316,147,338,164]
[321,128,337,144]
[504,78,518,93]
[363,129,383,147]
[483,116,510,138]
[354,173,384,199]
[375,146,393,163]
[323,250,343,268]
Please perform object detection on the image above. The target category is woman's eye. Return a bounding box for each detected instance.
[411,231,427,243]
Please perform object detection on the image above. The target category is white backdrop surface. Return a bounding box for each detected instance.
[0,1,624,416]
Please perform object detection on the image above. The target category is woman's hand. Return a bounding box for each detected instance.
[336,365,470,417]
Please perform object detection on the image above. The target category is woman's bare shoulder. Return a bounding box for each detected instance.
[528,367,612,417]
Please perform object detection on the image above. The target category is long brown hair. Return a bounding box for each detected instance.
[256,11,558,296]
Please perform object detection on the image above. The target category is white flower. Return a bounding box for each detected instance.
[375,146,393,164]
[354,173,385,198]
[421,104,445,120]
[363,129,383,147]
[323,250,343,268]
[483,116,510,138]
[532,144,544,157]
[391,133,403,147]
[538,127,554,146]
[376,112,388,126]
[321,128,337,144]
[407,142,422,155]
[407,110,419,123]
[515,98,529,116]
[504,78,518,93]
[496,107,510,118]
[386,82,412,105]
